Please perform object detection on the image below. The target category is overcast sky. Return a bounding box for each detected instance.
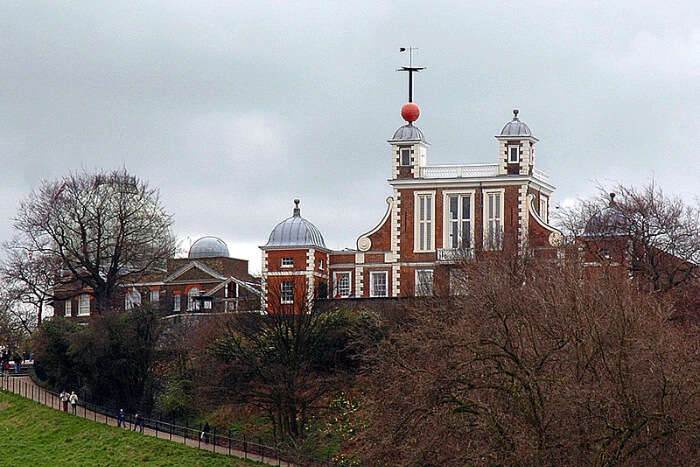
[1,1,698,274]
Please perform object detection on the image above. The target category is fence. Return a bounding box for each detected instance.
[1,373,337,466]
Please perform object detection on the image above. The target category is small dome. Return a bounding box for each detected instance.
[500,109,532,137]
[584,195,628,236]
[265,200,326,249]
[189,236,229,258]
[390,123,425,142]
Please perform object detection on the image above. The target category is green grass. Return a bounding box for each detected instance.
[0,390,258,466]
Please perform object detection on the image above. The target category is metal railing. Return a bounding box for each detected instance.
[437,247,475,263]
[420,164,499,179]
[1,373,338,466]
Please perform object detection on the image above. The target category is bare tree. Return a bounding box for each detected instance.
[0,248,59,330]
[198,276,356,442]
[557,182,700,293]
[9,169,176,313]
[356,252,700,465]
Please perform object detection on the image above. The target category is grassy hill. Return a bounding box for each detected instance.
[0,390,257,466]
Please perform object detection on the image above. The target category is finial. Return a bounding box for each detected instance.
[513,109,519,120]
[293,198,301,216]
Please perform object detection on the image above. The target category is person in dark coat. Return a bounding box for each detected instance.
[118,408,126,428]
[133,413,144,433]
[203,421,210,444]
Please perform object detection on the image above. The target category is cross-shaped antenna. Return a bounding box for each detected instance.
[398,47,425,102]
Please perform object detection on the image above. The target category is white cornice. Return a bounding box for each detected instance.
[389,175,555,194]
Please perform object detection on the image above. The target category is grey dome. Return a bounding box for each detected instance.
[500,109,532,137]
[584,195,628,236]
[265,200,326,248]
[189,236,229,258]
[390,123,425,142]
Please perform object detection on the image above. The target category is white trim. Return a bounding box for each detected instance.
[442,189,475,251]
[333,271,352,297]
[280,280,294,304]
[357,197,393,251]
[539,196,548,223]
[64,299,72,317]
[483,188,505,251]
[390,175,555,194]
[508,145,520,163]
[414,190,436,253]
[369,270,389,297]
[77,294,90,316]
[163,261,226,282]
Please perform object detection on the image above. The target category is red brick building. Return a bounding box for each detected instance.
[260,97,564,310]
[55,236,260,319]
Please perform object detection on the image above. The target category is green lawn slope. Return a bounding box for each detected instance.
[0,390,257,466]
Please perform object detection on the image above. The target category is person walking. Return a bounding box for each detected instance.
[69,391,78,415]
[133,413,143,433]
[203,421,210,444]
[60,391,69,412]
[118,409,125,428]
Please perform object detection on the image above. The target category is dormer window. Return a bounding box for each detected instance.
[508,145,520,163]
[400,148,411,166]
[281,257,294,268]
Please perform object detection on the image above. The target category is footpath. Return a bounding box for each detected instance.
[0,373,293,466]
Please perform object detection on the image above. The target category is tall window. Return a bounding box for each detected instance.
[78,294,90,316]
[508,145,519,163]
[400,147,411,166]
[370,271,388,297]
[334,272,351,297]
[64,299,72,317]
[415,192,434,252]
[188,287,200,311]
[173,294,181,312]
[539,197,548,223]
[484,190,504,250]
[415,269,434,296]
[150,289,160,302]
[125,290,141,310]
[446,193,473,249]
[281,257,294,268]
[281,281,294,304]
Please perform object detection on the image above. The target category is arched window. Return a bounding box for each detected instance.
[125,290,141,310]
[188,287,200,311]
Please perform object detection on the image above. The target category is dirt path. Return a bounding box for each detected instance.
[1,374,292,466]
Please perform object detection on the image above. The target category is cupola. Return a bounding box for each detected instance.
[495,109,539,176]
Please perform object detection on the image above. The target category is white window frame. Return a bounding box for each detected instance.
[400,147,411,166]
[173,294,181,312]
[414,190,436,253]
[125,289,141,310]
[508,145,520,163]
[281,281,294,304]
[64,299,72,317]
[203,297,212,309]
[281,257,294,268]
[539,196,548,223]
[333,271,351,298]
[150,289,160,302]
[483,188,505,251]
[369,271,389,297]
[415,269,434,296]
[78,294,90,316]
[187,287,200,311]
[442,190,475,251]
[319,259,324,270]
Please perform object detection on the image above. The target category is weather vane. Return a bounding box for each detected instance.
[398,47,425,103]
